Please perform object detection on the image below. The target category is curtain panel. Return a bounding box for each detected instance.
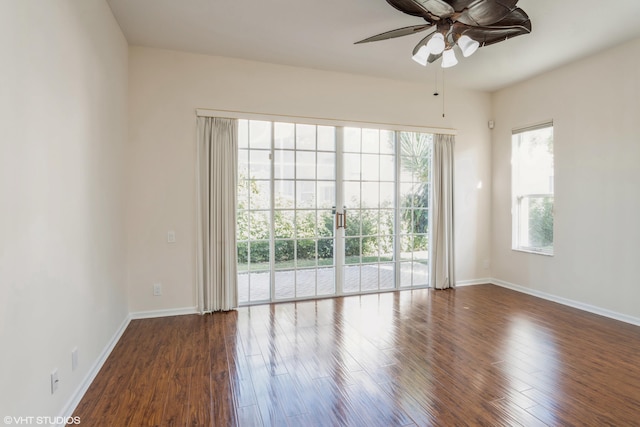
[196,117,239,312]
[430,134,455,290]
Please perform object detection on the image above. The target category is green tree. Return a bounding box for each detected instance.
[399,132,432,250]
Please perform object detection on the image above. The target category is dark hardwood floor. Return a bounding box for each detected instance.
[72,285,640,426]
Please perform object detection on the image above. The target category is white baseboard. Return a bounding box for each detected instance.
[490,278,640,327]
[456,278,491,287]
[53,306,197,426]
[130,306,198,319]
[55,314,131,426]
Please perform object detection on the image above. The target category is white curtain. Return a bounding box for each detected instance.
[430,134,455,290]
[196,117,238,312]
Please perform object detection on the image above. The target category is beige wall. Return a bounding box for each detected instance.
[0,0,128,418]
[491,38,640,319]
[127,47,493,312]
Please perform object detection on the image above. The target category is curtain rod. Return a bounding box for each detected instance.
[195,108,457,136]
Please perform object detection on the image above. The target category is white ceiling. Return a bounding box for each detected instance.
[107,0,640,92]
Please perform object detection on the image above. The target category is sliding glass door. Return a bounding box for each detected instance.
[237,119,432,305]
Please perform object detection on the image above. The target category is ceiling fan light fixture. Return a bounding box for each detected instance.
[458,35,480,58]
[412,44,430,66]
[441,48,458,68]
[427,33,445,55]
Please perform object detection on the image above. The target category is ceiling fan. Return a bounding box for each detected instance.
[356,0,531,68]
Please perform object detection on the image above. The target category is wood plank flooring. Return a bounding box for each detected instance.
[72,285,640,426]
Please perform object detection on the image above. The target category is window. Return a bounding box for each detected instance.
[512,123,554,255]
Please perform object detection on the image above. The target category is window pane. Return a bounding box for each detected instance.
[296,211,316,238]
[249,212,270,240]
[380,130,395,154]
[317,182,335,209]
[249,241,269,265]
[318,210,333,237]
[344,181,360,209]
[317,126,335,151]
[238,149,249,178]
[249,150,270,179]
[343,153,361,181]
[274,180,294,209]
[380,182,394,208]
[343,265,360,293]
[380,155,395,182]
[274,210,294,238]
[296,269,316,297]
[317,239,334,264]
[275,240,294,268]
[249,180,270,210]
[274,122,294,149]
[274,150,294,179]
[296,124,316,150]
[317,152,335,181]
[361,129,379,153]
[249,121,271,149]
[361,182,379,208]
[249,272,269,301]
[237,211,249,241]
[344,127,361,152]
[296,181,315,209]
[519,196,554,251]
[361,154,379,181]
[345,210,360,237]
[238,120,249,149]
[345,238,361,263]
[296,240,317,266]
[296,151,316,180]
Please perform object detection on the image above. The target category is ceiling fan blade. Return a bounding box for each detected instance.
[489,7,530,29]
[385,0,433,19]
[413,0,456,17]
[427,52,443,63]
[456,0,519,26]
[462,22,530,47]
[445,0,479,12]
[355,24,433,44]
[386,0,455,20]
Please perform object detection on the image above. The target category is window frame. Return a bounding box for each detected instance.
[511,122,555,256]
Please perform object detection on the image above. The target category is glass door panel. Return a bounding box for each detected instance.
[272,122,336,301]
[342,128,396,294]
[398,131,432,288]
[237,120,273,303]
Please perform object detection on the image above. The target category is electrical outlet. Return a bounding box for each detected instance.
[51,369,59,394]
[71,347,78,371]
[153,283,162,296]
[167,230,176,243]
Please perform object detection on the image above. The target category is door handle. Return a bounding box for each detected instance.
[335,206,347,230]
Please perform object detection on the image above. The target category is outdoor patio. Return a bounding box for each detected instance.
[238,262,428,302]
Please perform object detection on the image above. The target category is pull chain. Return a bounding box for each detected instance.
[442,68,446,118]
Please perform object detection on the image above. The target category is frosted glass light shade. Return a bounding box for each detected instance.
[441,48,458,68]
[458,35,480,57]
[426,33,445,55]
[412,45,430,66]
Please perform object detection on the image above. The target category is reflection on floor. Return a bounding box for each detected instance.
[72,285,640,426]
